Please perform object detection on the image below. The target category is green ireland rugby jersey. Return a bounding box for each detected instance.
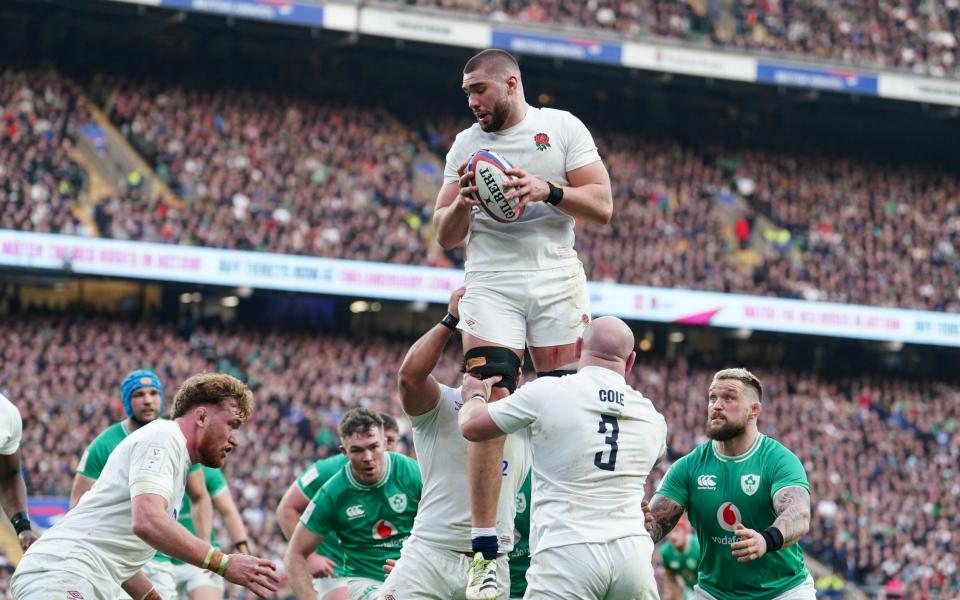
[300,453,421,580]
[657,434,809,600]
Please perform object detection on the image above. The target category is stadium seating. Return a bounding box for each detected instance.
[1,315,957,595]
[0,69,88,236]
[403,0,960,77]
[5,68,959,313]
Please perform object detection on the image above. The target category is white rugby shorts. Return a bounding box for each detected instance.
[523,536,658,600]
[458,263,590,349]
[314,575,349,599]
[11,553,124,600]
[173,562,224,595]
[346,577,382,600]
[380,536,510,600]
[143,559,177,599]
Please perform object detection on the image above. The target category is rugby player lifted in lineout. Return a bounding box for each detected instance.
[433,48,612,599]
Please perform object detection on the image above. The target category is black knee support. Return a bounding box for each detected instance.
[536,369,576,378]
[464,347,522,393]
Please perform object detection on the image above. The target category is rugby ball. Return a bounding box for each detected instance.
[467,149,523,223]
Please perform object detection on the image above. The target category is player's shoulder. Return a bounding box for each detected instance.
[449,122,484,150]
[535,106,585,128]
[89,420,128,448]
[388,451,420,475]
[0,393,20,420]
[673,440,715,469]
[757,434,806,472]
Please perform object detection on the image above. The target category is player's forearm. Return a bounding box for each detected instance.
[192,493,214,543]
[277,503,300,540]
[772,487,811,547]
[647,494,684,543]
[0,455,28,518]
[434,200,471,249]
[458,396,491,441]
[399,324,454,388]
[217,497,249,546]
[284,552,318,600]
[132,502,215,566]
[555,182,612,224]
[69,474,94,508]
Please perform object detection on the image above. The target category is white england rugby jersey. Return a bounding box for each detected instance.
[445,105,602,272]
[0,394,22,455]
[487,366,667,554]
[408,384,530,553]
[19,419,191,584]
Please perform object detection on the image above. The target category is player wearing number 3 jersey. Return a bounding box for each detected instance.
[458,317,667,600]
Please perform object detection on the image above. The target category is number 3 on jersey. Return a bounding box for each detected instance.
[593,414,619,471]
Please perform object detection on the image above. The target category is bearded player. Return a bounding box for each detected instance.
[70,370,213,599]
[433,48,612,599]
[12,373,280,599]
[646,369,814,600]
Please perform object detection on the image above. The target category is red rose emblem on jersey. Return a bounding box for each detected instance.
[534,132,551,151]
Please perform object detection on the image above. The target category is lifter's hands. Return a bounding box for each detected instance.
[462,373,501,402]
[448,287,466,320]
[223,553,282,598]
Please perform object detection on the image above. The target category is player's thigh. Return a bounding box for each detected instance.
[345,577,382,600]
[314,577,349,600]
[523,545,606,600]
[458,271,527,349]
[771,575,816,600]
[525,264,590,349]
[607,536,659,600]
[380,541,461,599]
[143,560,177,600]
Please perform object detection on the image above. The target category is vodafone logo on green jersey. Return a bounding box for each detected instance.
[373,519,397,539]
[717,502,741,532]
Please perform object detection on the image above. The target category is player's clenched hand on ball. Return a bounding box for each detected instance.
[502,167,549,210]
[223,553,283,598]
[456,162,481,207]
[731,524,767,563]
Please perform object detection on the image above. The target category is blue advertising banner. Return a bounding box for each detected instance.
[160,0,323,27]
[756,62,878,94]
[27,497,70,530]
[492,29,622,65]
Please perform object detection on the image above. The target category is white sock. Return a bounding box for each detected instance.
[471,527,498,539]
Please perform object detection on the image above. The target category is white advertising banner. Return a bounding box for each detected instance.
[359,7,489,48]
[877,73,960,107]
[1,230,958,347]
[622,43,756,81]
[322,1,357,32]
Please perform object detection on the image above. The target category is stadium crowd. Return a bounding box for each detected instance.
[0,69,88,237]
[4,68,958,313]
[0,314,957,596]
[405,0,960,77]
